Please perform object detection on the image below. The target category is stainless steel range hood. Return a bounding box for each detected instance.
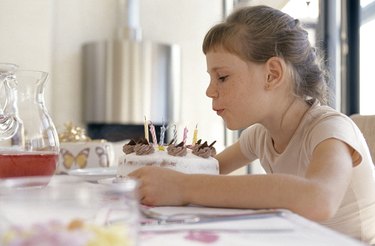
[82,0,181,125]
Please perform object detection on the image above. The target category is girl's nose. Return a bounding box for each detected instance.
[206,81,218,99]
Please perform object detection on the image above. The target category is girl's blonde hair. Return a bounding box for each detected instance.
[202,5,330,105]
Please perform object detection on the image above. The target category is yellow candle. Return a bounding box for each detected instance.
[192,124,198,145]
[144,116,149,142]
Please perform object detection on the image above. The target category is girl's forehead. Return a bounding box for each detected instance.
[206,51,246,69]
[206,50,241,62]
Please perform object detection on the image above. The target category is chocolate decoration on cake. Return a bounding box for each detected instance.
[134,138,155,155]
[123,139,137,154]
[168,137,177,146]
[192,140,217,158]
[167,141,187,157]
[196,139,202,146]
[209,140,217,157]
[189,139,202,151]
[117,136,220,176]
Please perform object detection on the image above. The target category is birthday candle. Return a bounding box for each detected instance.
[149,122,158,146]
[171,124,177,144]
[182,126,188,144]
[159,122,167,146]
[192,124,198,145]
[144,116,149,142]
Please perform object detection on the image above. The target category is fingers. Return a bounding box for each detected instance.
[128,166,156,177]
[127,166,183,206]
[137,180,159,206]
[127,168,142,178]
[127,167,155,205]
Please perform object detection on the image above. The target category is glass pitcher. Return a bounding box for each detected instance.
[0,68,59,178]
[0,63,19,141]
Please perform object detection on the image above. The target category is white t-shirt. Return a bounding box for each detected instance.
[239,101,375,244]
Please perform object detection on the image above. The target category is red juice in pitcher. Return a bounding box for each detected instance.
[0,152,58,178]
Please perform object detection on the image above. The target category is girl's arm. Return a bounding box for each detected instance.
[129,138,353,222]
[183,138,353,221]
[215,141,254,174]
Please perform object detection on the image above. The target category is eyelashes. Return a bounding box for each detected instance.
[218,75,229,82]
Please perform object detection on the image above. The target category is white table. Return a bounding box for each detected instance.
[138,206,367,246]
[0,176,368,246]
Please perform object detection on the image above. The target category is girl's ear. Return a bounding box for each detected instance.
[264,57,286,90]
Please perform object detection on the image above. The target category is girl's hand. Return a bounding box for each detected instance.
[128,166,189,206]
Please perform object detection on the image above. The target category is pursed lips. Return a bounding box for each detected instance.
[213,107,224,116]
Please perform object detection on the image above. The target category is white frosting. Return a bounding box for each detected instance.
[117,149,219,176]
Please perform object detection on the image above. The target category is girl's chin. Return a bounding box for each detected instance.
[226,126,241,131]
[224,119,250,131]
[223,121,240,131]
[222,115,245,130]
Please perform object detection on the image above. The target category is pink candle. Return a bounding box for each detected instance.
[149,122,158,146]
[182,127,188,144]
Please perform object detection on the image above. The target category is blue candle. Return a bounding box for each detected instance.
[159,122,167,146]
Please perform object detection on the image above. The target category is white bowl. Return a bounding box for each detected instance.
[0,175,139,244]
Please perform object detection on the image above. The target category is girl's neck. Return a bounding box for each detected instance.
[266,98,310,154]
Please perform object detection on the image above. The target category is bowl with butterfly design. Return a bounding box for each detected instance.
[57,141,115,174]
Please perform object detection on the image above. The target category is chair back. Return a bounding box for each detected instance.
[351,114,375,163]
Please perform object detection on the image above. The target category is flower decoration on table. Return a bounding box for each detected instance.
[57,122,114,172]
[0,219,133,246]
[58,122,92,143]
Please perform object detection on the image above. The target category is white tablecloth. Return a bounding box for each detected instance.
[0,176,368,246]
[138,206,367,246]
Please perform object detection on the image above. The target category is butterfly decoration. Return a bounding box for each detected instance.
[95,146,110,167]
[60,148,90,169]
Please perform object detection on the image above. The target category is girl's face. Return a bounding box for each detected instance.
[205,50,269,130]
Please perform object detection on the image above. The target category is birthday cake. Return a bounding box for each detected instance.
[117,139,219,176]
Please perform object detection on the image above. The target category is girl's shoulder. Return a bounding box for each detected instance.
[306,104,353,130]
[302,103,367,160]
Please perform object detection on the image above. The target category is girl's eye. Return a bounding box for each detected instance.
[218,75,229,82]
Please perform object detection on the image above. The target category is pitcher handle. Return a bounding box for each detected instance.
[0,76,19,141]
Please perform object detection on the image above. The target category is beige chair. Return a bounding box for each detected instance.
[350,114,375,162]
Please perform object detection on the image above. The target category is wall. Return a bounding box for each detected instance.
[0,0,53,103]
[0,0,225,149]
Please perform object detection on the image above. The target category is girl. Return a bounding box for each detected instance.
[129,5,375,244]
